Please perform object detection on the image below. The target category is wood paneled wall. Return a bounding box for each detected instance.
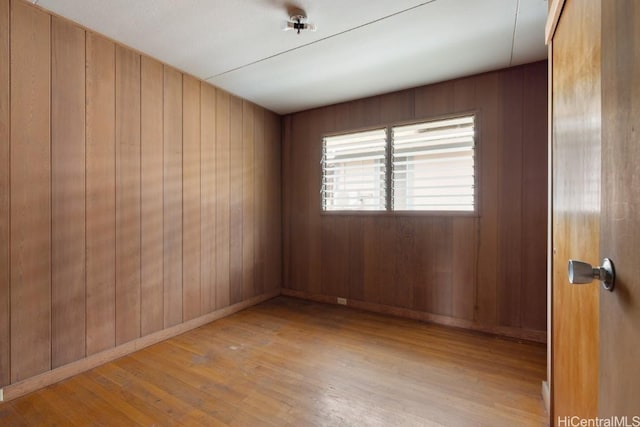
[282,61,548,341]
[0,0,281,388]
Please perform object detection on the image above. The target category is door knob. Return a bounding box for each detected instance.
[568,258,615,291]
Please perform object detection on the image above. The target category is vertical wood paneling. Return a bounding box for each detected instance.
[475,72,501,325]
[284,62,547,338]
[430,218,453,316]
[86,33,116,355]
[305,114,322,295]
[344,100,367,128]
[285,115,305,292]
[140,56,164,336]
[321,216,349,297]
[451,219,477,320]
[363,217,396,305]
[0,0,10,387]
[200,84,216,313]
[521,62,548,331]
[346,218,364,301]
[163,66,183,327]
[115,45,141,345]
[331,102,350,132]
[379,90,414,123]
[411,217,433,312]
[182,75,201,320]
[264,111,282,292]
[10,1,51,382]
[361,97,381,127]
[3,3,282,388]
[51,16,86,368]
[498,68,524,328]
[392,219,416,309]
[451,77,477,321]
[253,107,266,295]
[414,81,454,117]
[242,101,255,299]
[453,77,476,113]
[282,115,293,291]
[215,91,230,308]
[229,96,243,304]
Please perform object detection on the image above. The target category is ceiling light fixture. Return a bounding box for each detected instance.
[282,11,317,34]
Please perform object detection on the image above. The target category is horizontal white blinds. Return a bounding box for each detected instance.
[322,128,387,211]
[392,115,475,211]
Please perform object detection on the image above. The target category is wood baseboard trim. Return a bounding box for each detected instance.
[282,289,546,343]
[0,290,280,403]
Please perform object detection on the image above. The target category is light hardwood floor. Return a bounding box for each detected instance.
[0,297,547,426]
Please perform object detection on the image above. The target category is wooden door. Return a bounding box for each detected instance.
[550,0,601,420]
[599,1,640,417]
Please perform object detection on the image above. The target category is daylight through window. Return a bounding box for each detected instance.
[392,115,475,211]
[321,128,388,211]
[321,114,476,213]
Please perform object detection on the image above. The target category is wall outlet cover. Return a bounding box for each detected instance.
[337,297,347,305]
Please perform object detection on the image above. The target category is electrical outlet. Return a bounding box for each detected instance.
[0,388,4,402]
[337,297,347,305]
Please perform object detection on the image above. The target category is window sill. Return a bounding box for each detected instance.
[320,210,480,218]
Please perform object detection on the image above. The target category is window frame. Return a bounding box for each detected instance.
[320,110,480,217]
[320,126,389,212]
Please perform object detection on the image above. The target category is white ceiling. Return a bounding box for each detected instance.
[35,0,549,114]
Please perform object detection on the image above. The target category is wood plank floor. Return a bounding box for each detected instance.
[0,297,548,426]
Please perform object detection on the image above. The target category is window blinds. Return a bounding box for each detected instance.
[321,128,387,211]
[392,115,475,211]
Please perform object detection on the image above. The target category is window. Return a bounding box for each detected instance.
[321,128,387,211]
[392,115,476,211]
[321,114,476,213]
